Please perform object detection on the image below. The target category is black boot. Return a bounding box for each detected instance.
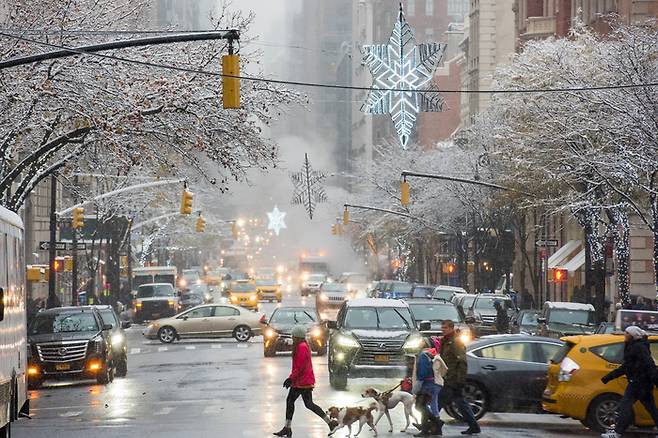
[432,418,444,436]
[461,425,481,435]
[273,426,292,437]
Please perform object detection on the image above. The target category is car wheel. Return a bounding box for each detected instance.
[96,365,111,385]
[0,421,10,438]
[329,370,347,390]
[115,355,128,377]
[158,326,176,344]
[233,325,252,342]
[28,378,42,390]
[586,394,622,433]
[446,381,489,421]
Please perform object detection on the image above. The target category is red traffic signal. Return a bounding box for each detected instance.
[550,268,567,283]
[52,257,65,273]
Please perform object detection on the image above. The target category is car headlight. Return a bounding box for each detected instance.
[403,335,424,350]
[459,331,473,344]
[220,281,226,288]
[230,296,238,302]
[311,327,322,338]
[111,333,124,346]
[265,328,277,338]
[346,283,352,291]
[319,293,328,302]
[335,334,360,348]
[168,300,175,307]
[250,295,257,301]
[205,294,211,301]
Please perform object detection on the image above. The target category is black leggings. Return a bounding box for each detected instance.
[286,387,325,421]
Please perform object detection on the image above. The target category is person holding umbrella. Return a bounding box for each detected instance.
[273,325,338,437]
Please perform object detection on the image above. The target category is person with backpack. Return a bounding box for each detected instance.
[412,339,447,437]
[600,326,658,438]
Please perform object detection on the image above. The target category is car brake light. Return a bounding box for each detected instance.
[558,356,580,382]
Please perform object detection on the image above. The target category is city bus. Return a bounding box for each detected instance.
[0,205,29,436]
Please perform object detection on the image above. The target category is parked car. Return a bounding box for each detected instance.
[263,307,327,356]
[88,305,130,377]
[543,333,658,432]
[132,283,181,323]
[316,282,350,321]
[512,310,540,335]
[327,298,424,390]
[405,298,473,344]
[27,307,115,388]
[433,285,468,301]
[446,335,563,420]
[467,294,517,336]
[227,280,260,310]
[301,273,327,297]
[143,304,264,343]
[256,278,282,303]
[536,302,596,338]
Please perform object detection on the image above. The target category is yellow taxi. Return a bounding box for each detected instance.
[228,280,259,310]
[543,333,658,432]
[255,278,282,303]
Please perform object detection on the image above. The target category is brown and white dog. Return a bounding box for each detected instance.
[326,403,378,437]
[361,387,418,433]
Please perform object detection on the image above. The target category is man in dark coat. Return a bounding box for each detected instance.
[600,326,658,438]
[494,301,509,334]
[438,320,481,435]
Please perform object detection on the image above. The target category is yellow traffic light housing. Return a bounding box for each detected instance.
[400,180,410,206]
[180,189,193,215]
[53,257,65,273]
[222,54,241,109]
[343,207,349,226]
[196,216,206,233]
[64,256,73,272]
[331,224,337,235]
[72,207,85,229]
[231,222,238,239]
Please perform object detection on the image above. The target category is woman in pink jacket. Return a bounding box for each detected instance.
[274,326,338,437]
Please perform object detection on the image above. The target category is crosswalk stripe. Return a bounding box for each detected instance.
[60,411,82,417]
[185,346,196,350]
[237,344,248,349]
[158,346,168,352]
[130,348,141,354]
[211,344,222,349]
[202,406,223,415]
[154,407,173,416]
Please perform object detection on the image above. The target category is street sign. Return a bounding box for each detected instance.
[39,241,86,251]
[536,239,559,247]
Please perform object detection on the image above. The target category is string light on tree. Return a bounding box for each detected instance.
[361,3,446,149]
[267,206,287,236]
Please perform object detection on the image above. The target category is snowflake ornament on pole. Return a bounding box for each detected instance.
[361,3,447,149]
[267,206,287,236]
[291,153,327,219]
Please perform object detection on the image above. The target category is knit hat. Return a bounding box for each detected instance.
[625,325,646,340]
[291,325,307,339]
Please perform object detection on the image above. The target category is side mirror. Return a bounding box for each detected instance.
[102,324,113,331]
[327,320,338,330]
[538,317,547,324]
[183,315,189,321]
[419,321,431,332]
[121,321,132,329]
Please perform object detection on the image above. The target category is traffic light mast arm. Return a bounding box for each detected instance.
[57,178,186,217]
[400,171,537,198]
[131,209,202,231]
[343,203,446,233]
[0,30,240,70]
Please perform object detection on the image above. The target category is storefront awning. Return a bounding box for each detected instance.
[562,248,586,273]
[548,240,581,269]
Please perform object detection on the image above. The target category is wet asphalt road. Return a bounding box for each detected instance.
[11,291,649,438]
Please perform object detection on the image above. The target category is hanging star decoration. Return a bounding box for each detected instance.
[361,3,446,149]
[267,205,287,236]
[291,153,327,220]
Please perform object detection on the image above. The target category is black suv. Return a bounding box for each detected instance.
[466,294,517,336]
[263,307,328,357]
[327,298,424,390]
[86,305,130,377]
[27,307,115,388]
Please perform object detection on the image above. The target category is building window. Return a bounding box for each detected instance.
[426,0,434,16]
[407,0,415,16]
[425,28,435,40]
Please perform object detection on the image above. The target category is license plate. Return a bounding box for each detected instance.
[374,355,389,363]
[55,363,71,371]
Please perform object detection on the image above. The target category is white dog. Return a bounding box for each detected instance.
[361,387,418,433]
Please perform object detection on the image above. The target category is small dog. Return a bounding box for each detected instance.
[361,387,418,433]
[326,403,378,437]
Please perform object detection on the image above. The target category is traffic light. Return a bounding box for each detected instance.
[72,207,84,229]
[52,257,65,273]
[222,54,241,109]
[442,262,456,274]
[331,224,338,235]
[343,207,350,226]
[195,216,206,233]
[180,189,193,215]
[400,180,410,206]
[64,256,73,272]
[550,268,567,283]
[232,222,238,239]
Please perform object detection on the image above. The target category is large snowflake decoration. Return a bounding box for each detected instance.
[267,206,287,236]
[361,4,446,149]
[291,153,327,220]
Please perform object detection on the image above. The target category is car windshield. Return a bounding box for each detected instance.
[322,283,347,293]
[550,309,595,325]
[392,283,413,293]
[433,289,455,300]
[462,295,476,308]
[308,275,325,282]
[182,271,199,279]
[188,284,209,293]
[475,297,512,310]
[256,279,276,286]
[29,312,99,335]
[343,307,412,330]
[99,310,118,329]
[182,292,203,301]
[133,275,153,289]
[270,309,316,324]
[409,303,462,322]
[231,283,255,292]
[137,284,175,298]
[521,312,539,325]
[412,286,434,298]
[154,274,175,285]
